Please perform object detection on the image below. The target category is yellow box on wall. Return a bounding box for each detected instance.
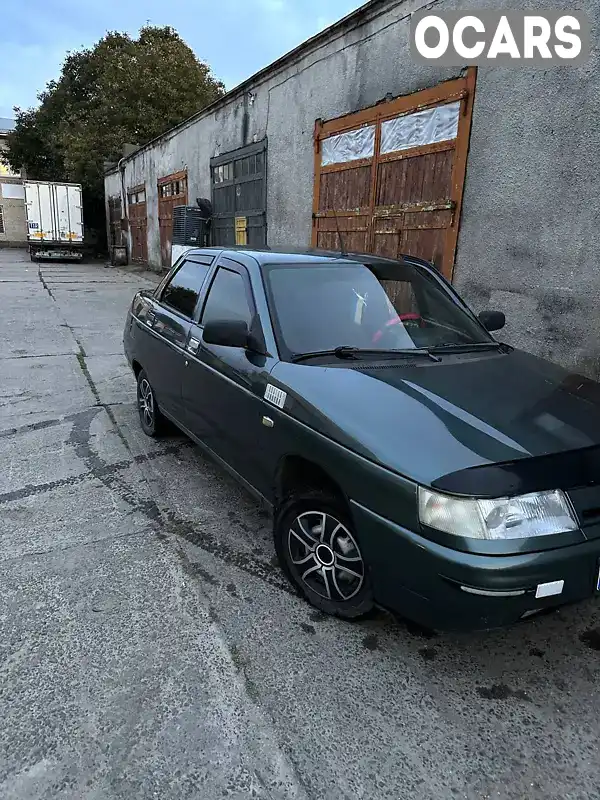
[235,216,247,246]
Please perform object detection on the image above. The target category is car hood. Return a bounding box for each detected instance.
[271,349,600,487]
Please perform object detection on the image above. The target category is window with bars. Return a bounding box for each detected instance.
[0,205,4,235]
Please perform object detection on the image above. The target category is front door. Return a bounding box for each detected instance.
[138,256,212,419]
[182,257,274,496]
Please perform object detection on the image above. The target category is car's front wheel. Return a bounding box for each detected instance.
[275,490,374,619]
[136,369,166,438]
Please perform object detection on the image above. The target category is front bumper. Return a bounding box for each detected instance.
[351,500,600,632]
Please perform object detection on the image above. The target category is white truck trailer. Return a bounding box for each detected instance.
[24,181,84,261]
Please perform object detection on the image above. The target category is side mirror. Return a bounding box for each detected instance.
[478,310,506,332]
[203,319,249,348]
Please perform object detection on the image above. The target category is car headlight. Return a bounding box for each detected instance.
[418,487,578,540]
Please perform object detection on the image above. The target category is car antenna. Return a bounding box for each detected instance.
[332,208,347,256]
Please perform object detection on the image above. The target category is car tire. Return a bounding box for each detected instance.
[136,369,166,438]
[275,490,374,620]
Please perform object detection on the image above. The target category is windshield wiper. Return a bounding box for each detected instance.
[291,346,441,363]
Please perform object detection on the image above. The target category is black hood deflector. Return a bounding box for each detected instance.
[432,443,600,498]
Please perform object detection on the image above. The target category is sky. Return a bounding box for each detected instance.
[0,0,365,118]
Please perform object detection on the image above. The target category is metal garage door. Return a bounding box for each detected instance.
[312,69,476,281]
[127,184,148,263]
[158,171,188,268]
[211,140,267,247]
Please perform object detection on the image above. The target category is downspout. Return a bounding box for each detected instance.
[118,156,129,264]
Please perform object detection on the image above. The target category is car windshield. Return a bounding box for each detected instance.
[264,260,492,359]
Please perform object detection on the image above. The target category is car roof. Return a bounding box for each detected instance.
[185,245,433,270]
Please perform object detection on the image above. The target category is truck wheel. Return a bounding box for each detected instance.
[136,370,166,437]
[274,490,374,619]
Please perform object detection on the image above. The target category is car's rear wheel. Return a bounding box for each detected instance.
[275,490,374,619]
[136,369,166,437]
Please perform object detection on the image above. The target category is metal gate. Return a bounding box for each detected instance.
[210,140,267,247]
[158,171,188,268]
[127,184,148,263]
[312,69,476,281]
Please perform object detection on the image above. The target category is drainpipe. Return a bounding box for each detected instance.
[117,156,129,265]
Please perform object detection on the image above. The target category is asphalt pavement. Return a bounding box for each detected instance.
[1,247,599,800]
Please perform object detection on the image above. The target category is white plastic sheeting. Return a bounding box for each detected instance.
[380,101,460,155]
[321,125,375,166]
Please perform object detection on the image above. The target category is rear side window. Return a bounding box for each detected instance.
[201,268,253,327]
[162,260,210,318]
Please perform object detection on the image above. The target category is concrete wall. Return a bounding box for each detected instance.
[106,0,600,379]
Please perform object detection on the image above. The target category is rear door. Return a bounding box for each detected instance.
[24,182,56,242]
[54,184,83,244]
[135,255,213,419]
[182,256,274,495]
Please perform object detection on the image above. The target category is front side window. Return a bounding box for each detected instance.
[201,267,252,328]
[263,261,491,358]
[161,260,210,318]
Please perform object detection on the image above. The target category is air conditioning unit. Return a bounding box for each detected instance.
[172,201,212,247]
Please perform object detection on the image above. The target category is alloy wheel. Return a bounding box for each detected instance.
[138,378,154,429]
[287,511,365,601]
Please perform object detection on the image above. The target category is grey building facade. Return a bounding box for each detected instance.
[0,118,27,247]
[104,0,600,378]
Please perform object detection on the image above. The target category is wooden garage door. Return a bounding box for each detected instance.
[158,171,188,269]
[312,69,476,281]
[127,185,148,263]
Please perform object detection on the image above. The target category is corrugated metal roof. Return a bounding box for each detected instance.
[0,117,15,134]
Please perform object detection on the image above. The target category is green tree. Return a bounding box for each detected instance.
[6,26,225,247]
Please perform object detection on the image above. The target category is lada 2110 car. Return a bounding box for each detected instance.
[124,247,600,631]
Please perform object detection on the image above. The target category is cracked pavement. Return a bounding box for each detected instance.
[1,248,600,800]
